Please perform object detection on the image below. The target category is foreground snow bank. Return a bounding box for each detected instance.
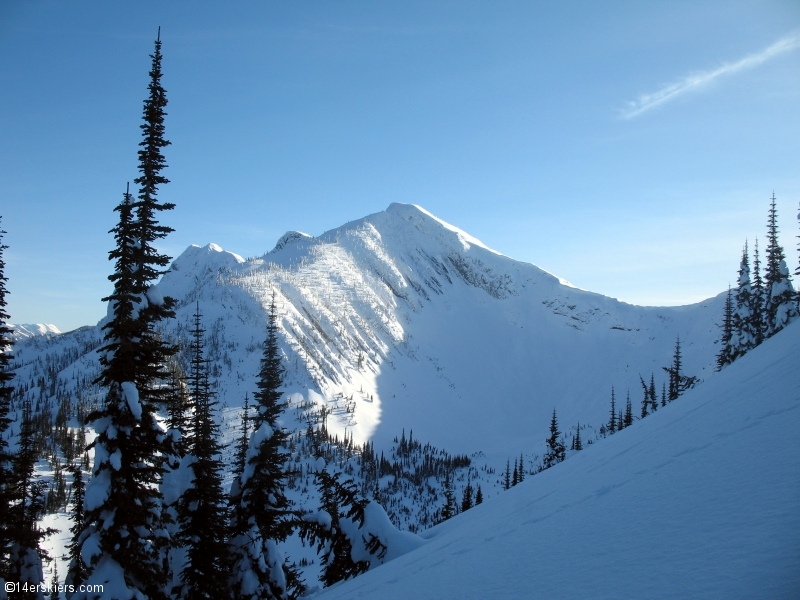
[317,321,800,599]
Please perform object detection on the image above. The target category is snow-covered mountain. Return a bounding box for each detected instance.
[315,319,800,600]
[15,203,724,462]
[9,323,61,340]
[153,202,723,457]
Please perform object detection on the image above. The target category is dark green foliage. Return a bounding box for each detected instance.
[623,394,633,428]
[517,452,525,482]
[661,382,667,408]
[439,471,457,522]
[230,294,293,599]
[65,465,86,589]
[302,469,384,587]
[543,409,565,469]
[503,459,511,491]
[474,485,483,505]
[751,239,766,346]
[573,424,582,451]
[716,286,734,370]
[511,459,518,486]
[79,31,177,599]
[460,478,473,512]
[174,305,231,600]
[763,193,796,335]
[639,375,657,419]
[663,336,697,402]
[0,218,14,584]
[608,387,616,434]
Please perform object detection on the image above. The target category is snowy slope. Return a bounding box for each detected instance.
[10,323,61,340]
[12,203,725,463]
[314,320,800,599]
[153,203,724,456]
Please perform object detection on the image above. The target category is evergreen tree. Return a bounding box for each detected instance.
[731,243,760,360]
[573,424,582,451]
[763,193,797,336]
[0,218,15,588]
[460,478,473,512]
[661,382,667,408]
[543,409,565,469]
[77,31,176,600]
[503,460,511,491]
[623,394,633,428]
[751,238,766,345]
[511,459,518,487]
[517,452,525,482]
[65,465,86,590]
[648,374,658,414]
[607,387,616,434]
[640,377,649,419]
[474,485,483,505]
[230,294,293,600]
[663,336,697,402]
[174,305,231,600]
[9,397,51,600]
[439,472,457,522]
[716,285,734,370]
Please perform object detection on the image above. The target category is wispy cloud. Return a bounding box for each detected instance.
[620,30,800,119]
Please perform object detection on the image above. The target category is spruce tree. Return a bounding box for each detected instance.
[543,409,565,469]
[639,377,649,419]
[716,286,734,370]
[65,465,86,590]
[573,424,582,451]
[460,478,473,512]
[77,31,176,600]
[763,193,797,336]
[0,218,15,588]
[174,305,230,600]
[731,243,759,360]
[474,485,483,505]
[648,374,658,413]
[503,460,511,491]
[511,460,518,487]
[623,394,633,428]
[9,397,51,600]
[230,294,293,600]
[663,336,697,401]
[751,238,766,345]
[608,387,616,434]
[517,452,525,482]
[661,382,667,408]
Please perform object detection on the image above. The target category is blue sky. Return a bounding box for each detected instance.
[1,1,799,331]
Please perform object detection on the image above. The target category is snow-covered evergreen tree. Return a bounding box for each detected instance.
[0,218,14,591]
[542,409,565,469]
[173,305,230,600]
[716,286,734,370]
[65,465,86,591]
[763,194,797,336]
[230,295,293,600]
[751,238,766,346]
[730,243,759,361]
[76,31,176,600]
[663,336,697,402]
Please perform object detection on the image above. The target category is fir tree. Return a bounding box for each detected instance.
[230,294,293,600]
[640,377,650,419]
[474,485,483,505]
[174,304,231,600]
[716,285,734,370]
[649,374,658,414]
[503,460,511,491]
[0,218,15,588]
[763,193,797,336]
[661,382,667,408]
[77,31,177,600]
[439,471,457,522]
[511,460,518,487]
[573,424,582,451]
[460,478,473,512]
[623,394,633,428]
[9,397,51,600]
[65,465,86,590]
[751,238,766,345]
[517,452,525,482]
[608,387,616,434]
[663,336,697,402]
[543,409,565,469]
[731,243,759,360]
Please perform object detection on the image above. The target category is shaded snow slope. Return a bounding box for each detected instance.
[315,321,800,600]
